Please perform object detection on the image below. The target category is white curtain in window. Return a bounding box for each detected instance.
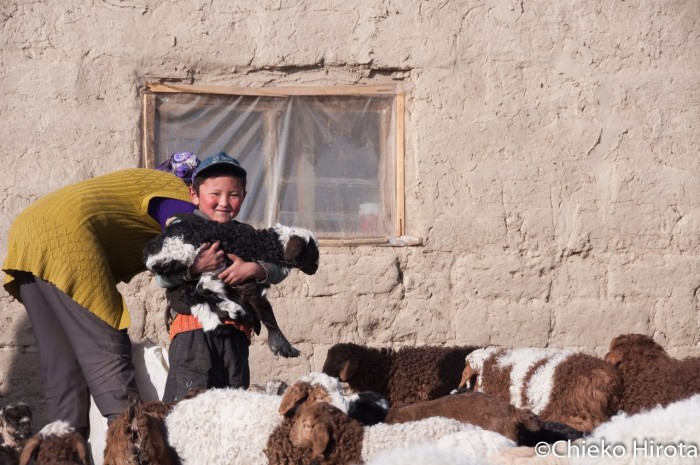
[154,93,397,239]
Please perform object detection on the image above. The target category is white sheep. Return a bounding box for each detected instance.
[570,393,700,465]
[266,399,500,465]
[364,430,517,465]
[461,347,623,432]
[165,372,359,465]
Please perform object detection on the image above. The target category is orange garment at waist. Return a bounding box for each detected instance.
[169,314,252,344]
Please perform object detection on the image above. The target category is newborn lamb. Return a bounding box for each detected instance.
[144,214,319,357]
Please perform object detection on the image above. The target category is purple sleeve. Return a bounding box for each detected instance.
[148,197,196,230]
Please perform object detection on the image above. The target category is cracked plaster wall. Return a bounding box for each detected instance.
[1,0,698,427]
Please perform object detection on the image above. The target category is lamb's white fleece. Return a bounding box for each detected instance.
[364,444,484,465]
[570,393,700,465]
[167,373,354,465]
[361,417,482,462]
[363,425,515,464]
[166,388,282,465]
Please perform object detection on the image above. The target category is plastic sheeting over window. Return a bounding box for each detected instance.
[144,87,403,242]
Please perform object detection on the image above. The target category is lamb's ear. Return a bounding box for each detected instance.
[338,358,359,382]
[279,382,312,416]
[19,435,42,465]
[603,349,622,365]
[310,422,331,459]
[283,235,305,262]
[458,362,474,389]
[74,435,90,465]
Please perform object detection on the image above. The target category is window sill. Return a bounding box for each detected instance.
[318,236,423,247]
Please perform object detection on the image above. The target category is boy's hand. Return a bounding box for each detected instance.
[189,242,226,276]
[218,253,266,286]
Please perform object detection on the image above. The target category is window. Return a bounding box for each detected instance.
[142,83,405,245]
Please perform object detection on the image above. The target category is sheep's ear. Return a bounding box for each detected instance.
[603,349,621,365]
[458,363,474,389]
[310,422,331,458]
[279,382,311,416]
[338,358,359,381]
[283,236,304,261]
[74,436,90,465]
[18,435,41,465]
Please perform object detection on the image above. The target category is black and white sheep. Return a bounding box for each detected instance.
[322,343,478,407]
[460,347,623,432]
[0,402,32,465]
[603,333,700,415]
[164,372,374,465]
[19,421,90,465]
[265,400,507,465]
[143,214,319,357]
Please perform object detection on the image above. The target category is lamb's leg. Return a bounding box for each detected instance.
[242,284,300,358]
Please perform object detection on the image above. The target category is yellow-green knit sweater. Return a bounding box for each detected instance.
[2,169,191,330]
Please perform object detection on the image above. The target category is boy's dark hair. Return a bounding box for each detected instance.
[192,164,247,193]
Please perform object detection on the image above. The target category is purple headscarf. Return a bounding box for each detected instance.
[156,152,201,184]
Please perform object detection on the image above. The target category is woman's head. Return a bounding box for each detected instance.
[156,152,201,184]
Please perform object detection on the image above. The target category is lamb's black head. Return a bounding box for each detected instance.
[0,402,32,443]
[273,224,319,275]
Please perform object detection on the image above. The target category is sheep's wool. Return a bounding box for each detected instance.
[364,443,485,465]
[495,348,574,409]
[166,388,283,465]
[435,430,516,458]
[39,420,74,437]
[571,394,700,465]
[361,417,481,462]
[298,372,351,413]
[524,350,575,414]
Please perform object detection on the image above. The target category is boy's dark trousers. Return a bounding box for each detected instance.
[162,325,250,403]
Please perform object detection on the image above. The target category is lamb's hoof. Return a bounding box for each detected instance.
[270,341,301,358]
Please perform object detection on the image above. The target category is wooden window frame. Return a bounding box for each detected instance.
[142,83,405,246]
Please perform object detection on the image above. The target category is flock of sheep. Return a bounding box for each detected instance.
[2,332,699,465]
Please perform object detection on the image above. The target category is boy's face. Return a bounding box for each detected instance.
[190,175,246,223]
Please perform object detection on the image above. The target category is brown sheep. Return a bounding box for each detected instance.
[322,343,478,407]
[19,421,90,465]
[604,333,700,414]
[103,395,178,465]
[460,347,623,432]
[266,401,483,465]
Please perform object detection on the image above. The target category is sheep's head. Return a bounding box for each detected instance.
[604,334,669,366]
[104,396,175,465]
[459,348,498,390]
[279,372,350,418]
[459,360,479,390]
[289,402,338,459]
[322,344,360,382]
[273,224,320,275]
[19,421,89,465]
[0,402,32,448]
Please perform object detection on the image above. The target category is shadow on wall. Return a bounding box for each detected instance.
[0,312,47,432]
